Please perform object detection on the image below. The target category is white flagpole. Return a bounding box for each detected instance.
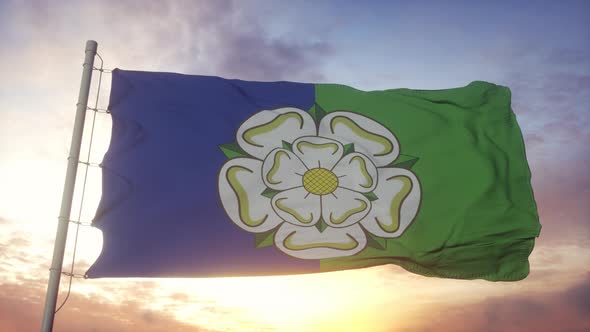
[40,40,98,332]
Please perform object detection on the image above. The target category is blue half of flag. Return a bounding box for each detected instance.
[87,69,317,277]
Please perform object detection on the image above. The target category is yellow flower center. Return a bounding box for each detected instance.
[302,168,338,195]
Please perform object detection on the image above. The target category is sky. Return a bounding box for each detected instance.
[0,0,589,331]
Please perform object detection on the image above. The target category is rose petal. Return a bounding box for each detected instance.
[332,152,378,193]
[361,168,421,238]
[237,107,316,160]
[271,187,321,227]
[322,187,371,228]
[318,111,399,167]
[262,148,306,191]
[274,223,367,259]
[218,158,282,232]
[292,136,344,170]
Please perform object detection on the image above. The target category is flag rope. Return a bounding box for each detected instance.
[54,52,110,313]
[68,219,93,227]
[92,66,112,73]
[86,107,109,113]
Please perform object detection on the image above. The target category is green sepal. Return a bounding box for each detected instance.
[362,191,379,201]
[261,187,281,199]
[388,154,419,169]
[307,104,317,120]
[219,142,249,159]
[315,217,329,233]
[343,143,355,156]
[282,140,293,152]
[308,103,327,124]
[255,228,277,248]
[365,231,387,250]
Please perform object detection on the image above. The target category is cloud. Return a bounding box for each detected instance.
[485,44,590,152]
[8,234,30,248]
[563,274,590,315]
[501,46,590,142]
[0,232,34,263]
[94,0,334,81]
[213,33,333,81]
[543,48,590,67]
[0,281,212,332]
[529,161,590,245]
[401,276,590,332]
[21,0,333,81]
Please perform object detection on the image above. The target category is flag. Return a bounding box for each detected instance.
[86,69,541,281]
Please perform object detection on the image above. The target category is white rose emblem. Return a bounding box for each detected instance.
[219,106,421,259]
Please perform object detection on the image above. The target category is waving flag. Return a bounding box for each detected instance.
[87,69,541,281]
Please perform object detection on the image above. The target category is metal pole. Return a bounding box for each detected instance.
[40,40,98,332]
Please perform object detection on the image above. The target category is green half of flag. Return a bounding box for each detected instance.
[312,81,541,281]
